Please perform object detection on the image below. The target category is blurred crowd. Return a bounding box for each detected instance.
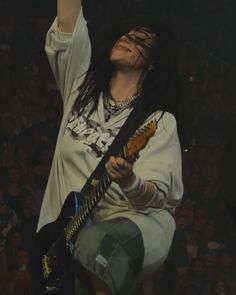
[0,0,236,295]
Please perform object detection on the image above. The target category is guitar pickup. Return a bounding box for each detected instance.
[42,255,52,278]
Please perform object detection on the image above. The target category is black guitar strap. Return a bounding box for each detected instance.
[81,98,161,196]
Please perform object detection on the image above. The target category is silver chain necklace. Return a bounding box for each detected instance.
[103,91,140,122]
[103,91,140,112]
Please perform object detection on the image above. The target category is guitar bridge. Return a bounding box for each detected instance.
[42,255,52,278]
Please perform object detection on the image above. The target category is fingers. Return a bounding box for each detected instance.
[105,157,137,188]
[116,157,132,170]
[105,156,133,182]
[106,157,131,173]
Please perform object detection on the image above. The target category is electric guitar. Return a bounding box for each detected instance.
[30,120,157,295]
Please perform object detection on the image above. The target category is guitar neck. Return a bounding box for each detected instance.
[64,147,128,243]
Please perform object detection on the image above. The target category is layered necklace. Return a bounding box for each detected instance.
[103,91,140,121]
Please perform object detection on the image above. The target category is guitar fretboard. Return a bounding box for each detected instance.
[64,147,128,243]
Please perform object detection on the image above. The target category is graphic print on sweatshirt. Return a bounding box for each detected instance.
[66,110,116,159]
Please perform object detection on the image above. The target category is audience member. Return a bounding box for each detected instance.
[3,248,31,295]
[175,257,211,295]
[0,190,18,248]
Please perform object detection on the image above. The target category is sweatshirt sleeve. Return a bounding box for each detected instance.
[45,8,91,108]
[133,112,184,210]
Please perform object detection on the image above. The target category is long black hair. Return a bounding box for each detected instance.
[73,13,180,118]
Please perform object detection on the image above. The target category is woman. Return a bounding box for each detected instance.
[37,1,183,294]
[4,167,23,216]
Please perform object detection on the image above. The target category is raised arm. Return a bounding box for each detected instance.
[57,0,82,33]
[45,0,91,104]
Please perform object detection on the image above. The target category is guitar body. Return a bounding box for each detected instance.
[31,192,80,295]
